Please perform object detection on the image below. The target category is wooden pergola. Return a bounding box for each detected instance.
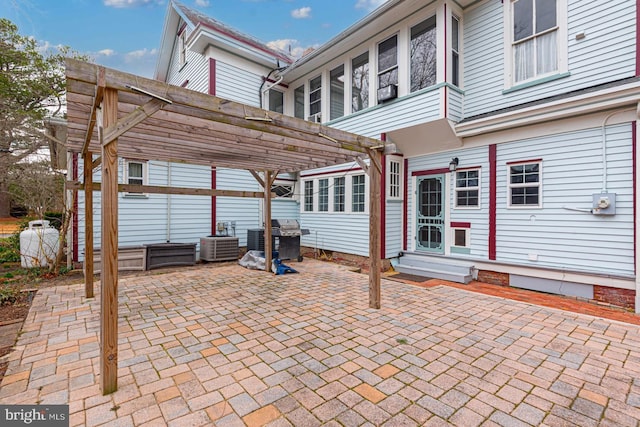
[65,58,384,395]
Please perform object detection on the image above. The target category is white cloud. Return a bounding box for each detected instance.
[355,0,389,11]
[103,0,163,8]
[267,39,319,59]
[124,48,158,62]
[97,49,116,57]
[195,0,210,6]
[291,7,311,19]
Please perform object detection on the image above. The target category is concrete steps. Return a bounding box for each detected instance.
[394,253,474,284]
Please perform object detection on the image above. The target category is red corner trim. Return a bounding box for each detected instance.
[633,122,637,272]
[489,144,497,260]
[403,158,409,251]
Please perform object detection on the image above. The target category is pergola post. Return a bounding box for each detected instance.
[83,151,94,298]
[264,170,273,272]
[100,88,119,394]
[368,149,382,309]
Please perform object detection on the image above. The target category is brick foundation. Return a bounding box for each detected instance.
[593,286,636,311]
[477,270,510,287]
[300,247,391,272]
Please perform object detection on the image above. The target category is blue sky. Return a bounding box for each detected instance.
[1,0,389,77]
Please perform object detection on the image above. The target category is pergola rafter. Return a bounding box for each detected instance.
[65,58,383,395]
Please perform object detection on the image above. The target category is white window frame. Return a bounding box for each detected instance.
[503,0,567,88]
[454,167,481,209]
[123,159,148,197]
[507,160,542,208]
[386,156,403,201]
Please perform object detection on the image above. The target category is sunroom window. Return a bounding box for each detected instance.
[304,181,314,211]
[352,52,369,113]
[377,35,398,90]
[410,16,437,92]
[308,75,322,121]
[330,65,344,120]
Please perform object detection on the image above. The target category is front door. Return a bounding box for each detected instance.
[416,175,444,253]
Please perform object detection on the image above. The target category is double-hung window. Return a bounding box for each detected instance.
[508,161,541,207]
[455,169,480,208]
[511,0,559,83]
[294,85,305,119]
[330,65,344,120]
[377,35,398,91]
[178,26,187,67]
[308,75,322,121]
[451,15,460,87]
[410,16,437,92]
[352,174,366,213]
[268,90,283,113]
[352,52,369,112]
[124,159,147,196]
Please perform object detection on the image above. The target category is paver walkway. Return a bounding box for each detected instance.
[1,260,640,426]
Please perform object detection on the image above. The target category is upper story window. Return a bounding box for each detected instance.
[512,0,558,83]
[451,15,460,87]
[294,85,305,119]
[268,90,283,113]
[410,16,437,92]
[454,168,480,208]
[304,180,314,211]
[352,52,369,113]
[378,35,398,90]
[330,65,345,120]
[308,75,322,121]
[508,160,541,207]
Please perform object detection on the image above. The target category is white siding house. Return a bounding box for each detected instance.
[73,0,640,312]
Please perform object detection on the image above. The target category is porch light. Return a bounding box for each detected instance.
[449,157,459,172]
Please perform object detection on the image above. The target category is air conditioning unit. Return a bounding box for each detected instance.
[307,113,322,123]
[377,84,397,103]
[200,236,239,262]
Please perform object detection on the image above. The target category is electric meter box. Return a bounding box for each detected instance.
[592,193,616,216]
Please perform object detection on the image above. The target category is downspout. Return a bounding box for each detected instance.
[259,65,286,109]
[602,109,635,192]
[166,162,172,242]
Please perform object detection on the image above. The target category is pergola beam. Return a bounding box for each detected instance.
[102,98,168,146]
[82,66,105,155]
[66,181,270,199]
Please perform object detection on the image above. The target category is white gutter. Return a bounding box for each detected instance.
[456,80,640,138]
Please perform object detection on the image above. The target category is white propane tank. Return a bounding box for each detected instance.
[20,220,60,268]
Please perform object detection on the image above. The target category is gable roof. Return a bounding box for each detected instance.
[155,0,292,82]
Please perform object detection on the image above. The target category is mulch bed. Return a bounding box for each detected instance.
[0,291,35,379]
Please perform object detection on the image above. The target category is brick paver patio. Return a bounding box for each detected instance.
[1,260,640,426]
